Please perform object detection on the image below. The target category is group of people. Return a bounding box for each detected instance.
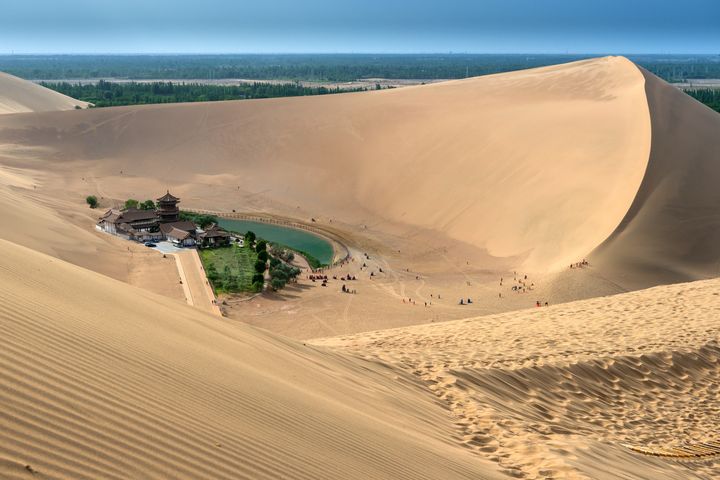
[402,297,433,307]
[341,284,357,294]
[570,259,589,269]
[309,274,329,287]
[333,274,357,281]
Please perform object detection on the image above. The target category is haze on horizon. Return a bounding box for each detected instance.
[2,0,719,55]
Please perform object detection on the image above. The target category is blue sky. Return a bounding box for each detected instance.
[2,0,719,54]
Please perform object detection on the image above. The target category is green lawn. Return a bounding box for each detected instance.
[198,245,258,294]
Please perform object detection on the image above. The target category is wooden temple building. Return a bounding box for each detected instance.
[97,191,230,247]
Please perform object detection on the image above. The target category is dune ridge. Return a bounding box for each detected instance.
[0,72,89,114]
[590,67,720,288]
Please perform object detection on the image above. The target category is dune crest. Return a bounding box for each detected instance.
[590,67,720,288]
[0,72,89,114]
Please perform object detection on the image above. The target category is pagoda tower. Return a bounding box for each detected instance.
[156,191,180,223]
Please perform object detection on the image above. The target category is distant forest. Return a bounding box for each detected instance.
[2,54,720,83]
[8,54,718,110]
[685,89,720,113]
[41,80,368,107]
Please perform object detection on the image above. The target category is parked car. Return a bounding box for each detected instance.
[144,242,157,247]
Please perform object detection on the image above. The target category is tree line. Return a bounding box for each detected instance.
[41,79,367,107]
[4,54,719,83]
[685,89,720,113]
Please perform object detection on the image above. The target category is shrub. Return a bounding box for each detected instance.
[125,198,139,209]
[86,195,98,208]
[267,262,301,291]
[206,263,219,282]
[270,277,286,291]
[252,281,264,292]
[252,273,265,285]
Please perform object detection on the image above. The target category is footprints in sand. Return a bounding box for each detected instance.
[314,278,720,479]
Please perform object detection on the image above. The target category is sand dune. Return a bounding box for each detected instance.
[0,72,89,114]
[0,57,650,274]
[1,57,719,479]
[590,68,720,288]
[314,278,720,479]
[0,56,716,292]
[0,238,502,480]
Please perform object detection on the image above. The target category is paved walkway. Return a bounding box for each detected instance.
[153,241,183,254]
[173,249,222,316]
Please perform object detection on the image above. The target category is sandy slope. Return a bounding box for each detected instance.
[590,68,720,288]
[0,166,185,302]
[0,57,719,480]
[314,279,720,479]
[0,56,717,338]
[0,56,651,274]
[0,238,502,480]
[0,72,89,114]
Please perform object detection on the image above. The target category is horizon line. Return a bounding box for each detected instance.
[1,52,718,56]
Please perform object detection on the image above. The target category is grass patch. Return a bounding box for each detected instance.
[199,245,258,294]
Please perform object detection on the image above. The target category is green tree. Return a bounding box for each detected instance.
[252,273,265,285]
[244,231,256,247]
[252,281,264,293]
[254,260,267,273]
[196,215,216,228]
[258,250,269,262]
[86,195,98,209]
[140,199,155,210]
[125,198,139,209]
[270,277,286,291]
[255,240,267,253]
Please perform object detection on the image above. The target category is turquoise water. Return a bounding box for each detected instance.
[218,218,333,265]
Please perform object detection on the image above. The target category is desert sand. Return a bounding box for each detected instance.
[2,55,719,337]
[0,238,503,480]
[0,56,719,478]
[0,72,89,114]
[314,278,720,479]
